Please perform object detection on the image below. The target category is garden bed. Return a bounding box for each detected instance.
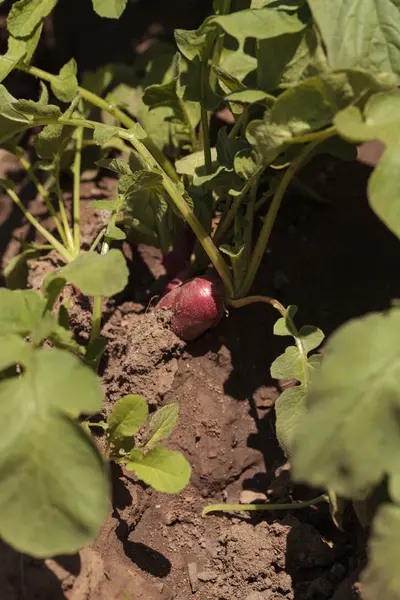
[1,151,396,600]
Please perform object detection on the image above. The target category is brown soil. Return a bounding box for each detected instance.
[1,144,398,599]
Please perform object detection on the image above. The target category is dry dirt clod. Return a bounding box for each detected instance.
[187,561,198,593]
[240,490,267,504]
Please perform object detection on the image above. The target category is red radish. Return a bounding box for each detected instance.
[157,274,225,341]
[162,266,194,296]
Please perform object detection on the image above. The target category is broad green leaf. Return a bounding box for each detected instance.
[308,0,400,75]
[51,59,78,103]
[124,171,163,197]
[35,122,71,160]
[0,345,107,557]
[0,334,27,371]
[0,36,26,83]
[362,503,400,600]
[175,8,307,60]
[127,445,191,493]
[368,145,400,241]
[49,250,129,298]
[335,90,400,145]
[0,288,45,335]
[7,0,58,38]
[144,404,179,450]
[247,69,397,165]
[92,0,128,18]
[293,308,400,498]
[257,27,327,91]
[108,395,148,442]
[335,91,400,241]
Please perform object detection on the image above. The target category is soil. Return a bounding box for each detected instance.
[1,142,397,599]
[0,3,398,598]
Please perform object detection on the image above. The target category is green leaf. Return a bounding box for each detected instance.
[0,344,108,557]
[51,59,78,103]
[217,127,250,169]
[46,250,129,298]
[92,0,128,18]
[108,395,148,443]
[336,91,400,238]
[175,148,218,176]
[247,69,397,165]
[96,157,131,175]
[127,445,191,493]
[106,224,126,241]
[0,36,26,83]
[0,288,45,335]
[292,308,400,499]
[175,8,307,60]
[212,65,246,94]
[308,0,400,75]
[225,89,275,105]
[93,124,118,146]
[0,334,27,371]
[362,503,400,600]
[144,404,179,450]
[272,313,324,454]
[7,0,58,38]
[89,198,120,211]
[257,27,327,91]
[368,145,400,241]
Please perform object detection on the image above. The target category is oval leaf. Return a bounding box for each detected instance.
[127,446,191,493]
[108,395,148,441]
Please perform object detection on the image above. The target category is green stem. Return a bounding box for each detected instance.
[238,134,333,297]
[7,187,73,262]
[229,294,287,316]
[200,105,212,174]
[228,107,248,140]
[72,126,83,249]
[17,152,67,245]
[213,167,263,245]
[202,494,328,517]
[54,162,75,255]
[18,63,179,183]
[179,97,198,152]
[89,227,106,252]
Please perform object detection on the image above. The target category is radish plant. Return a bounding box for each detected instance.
[0,1,400,594]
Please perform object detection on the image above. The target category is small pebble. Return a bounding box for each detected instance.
[198,569,218,582]
[240,490,267,504]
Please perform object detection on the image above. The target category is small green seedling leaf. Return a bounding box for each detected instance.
[127,445,191,493]
[292,307,400,499]
[92,0,128,19]
[51,58,78,103]
[7,0,58,38]
[362,503,400,600]
[143,404,179,450]
[108,395,149,443]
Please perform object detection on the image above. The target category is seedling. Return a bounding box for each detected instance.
[88,397,191,494]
